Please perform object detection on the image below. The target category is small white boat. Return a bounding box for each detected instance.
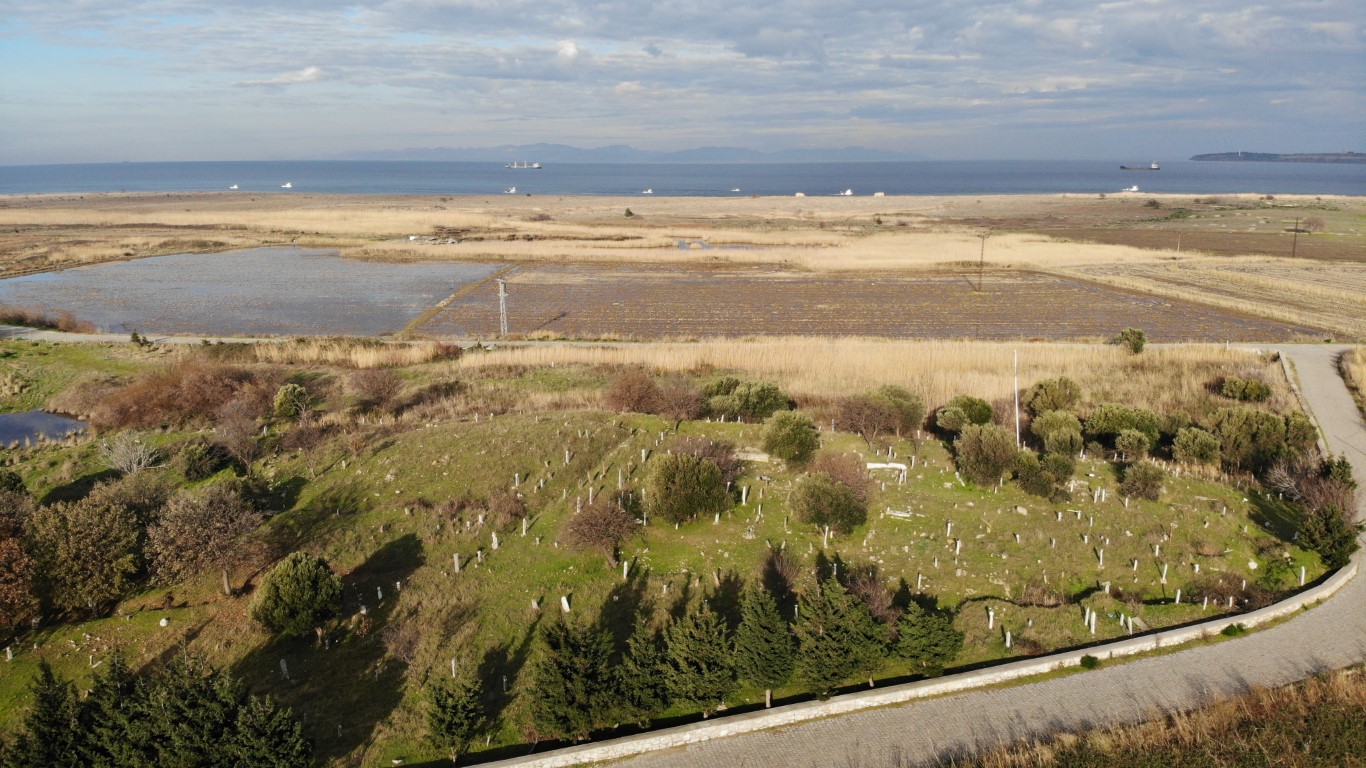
[731,187,741,192]
[837,189,853,196]
[229,184,239,190]
[1122,185,1140,192]
[504,186,516,194]
[281,182,293,189]
[641,188,653,194]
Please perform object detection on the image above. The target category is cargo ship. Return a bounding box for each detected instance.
[505,161,542,169]
[1120,162,1160,170]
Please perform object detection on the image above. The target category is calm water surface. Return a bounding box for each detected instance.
[0,248,500,336]
[0,411,86,444]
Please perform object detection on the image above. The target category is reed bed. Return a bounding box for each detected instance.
[252,338,459,369]
[945,668,1366,768]
[0,304,96,333]
[457,338,1287,414]
[1342,347,1366,415]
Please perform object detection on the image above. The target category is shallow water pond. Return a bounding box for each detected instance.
[0,248,500,336]
[0,410,85,444]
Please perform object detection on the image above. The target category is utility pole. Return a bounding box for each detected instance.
[496,278,508,337]
[1013,349,1021,448]
[1291,217,1299,259]
[978,232,989,293]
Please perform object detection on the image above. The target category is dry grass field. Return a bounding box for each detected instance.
[1,191,1361,339]
[456,339,1294,415]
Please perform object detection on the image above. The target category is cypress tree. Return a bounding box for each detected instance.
[616,622,666,726]
[895,602,964,676]
[427,676,485,764]
[663,603,736,717]
[77,654,154,768]
[7,661,81,768]
[524,620,616,742]
[142,654,244,768]
[794,578,886,697]
[734,584,794,708]
[231,695,312,768]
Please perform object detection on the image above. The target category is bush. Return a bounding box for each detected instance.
[871,385,926,436]
[1023,377,1082,416]
[835,394,898,443]
[789,472,867,536]
[97,431,162,475]
[1044,428,1084,458]
[1221,623,1247,637]
[1114,429,1151,462]
[178,438,229,481]
[936,395,993,434]
[1113,327,1146,354]
[1120,461,1166,501]
[953,424,1017,486]
[349,368,403,412]
[88,360,275,430]
[1085,403,1161,445]
[673,437,743,486]
[657,375,705,422]
[28,496,142,613]
[1015,450,1067,501]
[644,452,729,525]
[273,383,313,419]
[250,552,343,639]
[704,377,789,421]
[563,491,638,566]
[1032,409,1081,444]
[809,452,872,503]
[147,484,263,583]
[1221,376,1273,402]
[1206,407,1311,474]
[1080,654,1101,669]
[762,412,820,466]
[1173,427,1221,465]
[1299,502,1361,570]
[0,469,25,496]
[605,369,663,414]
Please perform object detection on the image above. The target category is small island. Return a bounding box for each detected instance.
[1190,151,1366,163]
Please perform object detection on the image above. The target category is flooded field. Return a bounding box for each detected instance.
[421,264,1323,341]
[0,247,500,336]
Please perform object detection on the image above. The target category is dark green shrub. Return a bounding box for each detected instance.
[1079,654,1101,670]
[1085,403,1161,445]
[1221,376,1273,402]
[1113,327,1146,354]
[1173,427,1221,465]
[273,383,313,419]
[179,438,228,482]
[704,377,789,421]
[1300,503,1361,570]
[1114,429,1151,462]
[953,424,1017,486]
[1206,407,1314,474]
[895,602,963,676]
[1044,428,1084,458]
[645,452,729,525]
[0,469,25,495]
[871,385,926,436]
[1120,461,1166,501]
[249,552,343,639]
[1221,623,1247,637]
[789,472,867,535]
[762,412,820,465]
[1023,377,1082,416]
[1031,410,1081,444]
[936,395,994,434]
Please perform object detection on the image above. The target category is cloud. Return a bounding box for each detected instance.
[233,65,325,88]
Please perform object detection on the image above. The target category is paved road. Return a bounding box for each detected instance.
[608,345,1366,768]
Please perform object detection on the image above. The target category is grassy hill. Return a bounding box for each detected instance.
[0,338,1332,766]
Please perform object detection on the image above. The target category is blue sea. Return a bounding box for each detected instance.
[0,160,1360,197]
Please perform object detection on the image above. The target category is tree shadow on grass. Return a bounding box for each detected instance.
[230,533,425,764]
[1247,490,1302,541]
[38,468,119,504]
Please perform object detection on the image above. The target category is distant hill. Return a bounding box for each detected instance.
[333,143,924,164]
[1190,151,1366,164]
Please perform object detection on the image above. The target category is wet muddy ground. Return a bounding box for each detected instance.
[421,263,1323,341]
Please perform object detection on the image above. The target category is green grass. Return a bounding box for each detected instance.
[0,348,1332,767]
[0,340,158,413]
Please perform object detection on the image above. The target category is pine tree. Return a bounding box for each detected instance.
[77,654,154,768]
[142,654,245,768]
[230,695,312,768]
[524,620,617,742]
[250,551,344,640]
[616,622,666,726]
[895,602,964,676]
[734,584,794,708]
[663,603,736,717]
[428,675,485,764]
[794,578,886,698]
[7,662,81,768]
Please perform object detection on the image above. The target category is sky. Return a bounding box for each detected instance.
[1,0,1362,164]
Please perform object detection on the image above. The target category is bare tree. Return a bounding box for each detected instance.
[215,399,262,467]
[97,431,163,475]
